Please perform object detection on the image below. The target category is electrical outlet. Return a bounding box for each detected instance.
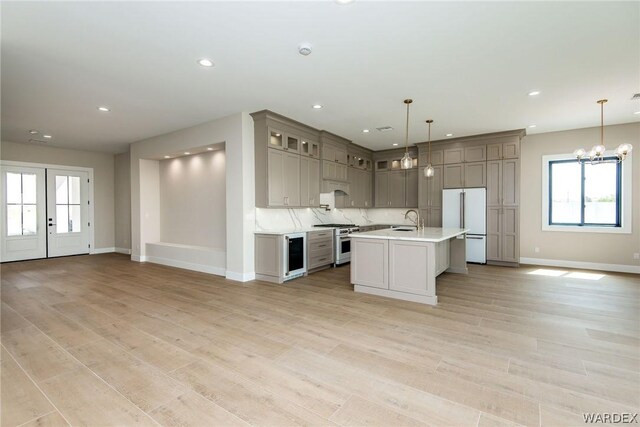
[534,247,540,253]
[633,253,640,260]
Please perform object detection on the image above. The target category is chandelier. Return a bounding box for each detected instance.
[574,99,633,164]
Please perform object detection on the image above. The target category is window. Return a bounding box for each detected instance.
[55,175,82,233]
[548,157,621,227]
[6,172,38,236]
[543,152,632,234]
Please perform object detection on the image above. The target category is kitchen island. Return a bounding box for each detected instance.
[349,227,469,305]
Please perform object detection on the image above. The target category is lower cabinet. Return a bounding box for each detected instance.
[351,238,388,289]
[487,206,519,263]
[307,230,334,270]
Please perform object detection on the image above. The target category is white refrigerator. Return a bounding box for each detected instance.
[442,188,486,264]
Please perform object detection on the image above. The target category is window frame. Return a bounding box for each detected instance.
[542,151,632,234]
[548,157,622,227]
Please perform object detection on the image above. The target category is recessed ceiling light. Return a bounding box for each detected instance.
[528,91,541,96]
[164,155,170,159]
[42,134,52,139]
[362,129,370,133]
[312,104,323,109]
[298,43,312,56]
[446,133,453,137]
[184,152,190,155]
[207,147,214,151]
[392,143,399,146]
[529,124,537,128]
[335,0,355,4]
[97,106,110,112]
[634,111,640,115]
[28,129,39,134]
[197,58,214,67]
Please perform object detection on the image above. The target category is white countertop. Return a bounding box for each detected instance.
[255,227,337,235]
[349,227,469,243]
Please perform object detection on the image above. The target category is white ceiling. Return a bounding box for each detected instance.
[2,1,639,154]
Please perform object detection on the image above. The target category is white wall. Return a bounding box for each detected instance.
[1,140,115,250]
[521,122,639,272]
[159,150,226,249]
[114,151,131,252]
[130,112,255,281]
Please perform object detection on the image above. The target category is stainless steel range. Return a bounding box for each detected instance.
[313,224,360,266]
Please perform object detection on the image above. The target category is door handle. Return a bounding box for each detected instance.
[466,235,484,240]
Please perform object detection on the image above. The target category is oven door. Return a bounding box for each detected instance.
[336,235,351,264]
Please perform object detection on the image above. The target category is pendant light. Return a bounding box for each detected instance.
[423,119,435,178]
[400,99,413,169]
[574,99,633,164]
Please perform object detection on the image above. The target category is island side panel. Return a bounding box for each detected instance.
[351,238,388,289]
[388,240,435,297]
[446,235,469,274]
[435,239,450,275]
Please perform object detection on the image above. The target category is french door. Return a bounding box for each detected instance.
[1,165,91,262]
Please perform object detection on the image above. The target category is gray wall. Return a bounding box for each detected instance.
[521,122,639,268]
[159,150,226,249]
[114,151,131,250]
[1,140,116,249]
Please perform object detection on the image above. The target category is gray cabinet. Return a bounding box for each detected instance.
[464,146,486,162]
[345,168,373,208]
[375,170,418,208]
[375,172,390,207]
[444,148,464,164]
[405,169,419,208]
[419,164,443,226]
[464,161,486,188]
[389,171,406,207]
[322,160,348,182]
[300,157,320,207]
[283,152,300,206]
[486,157,519,264]
[443,163,464,188]
[267,149,300,207]
[487,141,520,160]
[300,139,320,158]
[307,230,334,271]
[322,143,348,165]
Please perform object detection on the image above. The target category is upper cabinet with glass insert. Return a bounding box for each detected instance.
[268,128,300,153]
[300,139,320,158]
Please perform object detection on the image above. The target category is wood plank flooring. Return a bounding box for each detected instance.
[1,254,638,426]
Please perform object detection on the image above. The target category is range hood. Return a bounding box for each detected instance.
[322,180,349,195]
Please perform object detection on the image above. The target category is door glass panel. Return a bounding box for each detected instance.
[22,205,37,234]
[22,174,37,204]
[69,176,81,204]
[69,205,81,232]
[56,176,68,204]
[6,172,21,204]
[7,205,22,236]
[56,205,69,233]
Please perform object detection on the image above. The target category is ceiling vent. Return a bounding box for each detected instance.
[29,138,49,144]
[631,93,640,101]
[376,126,394,132]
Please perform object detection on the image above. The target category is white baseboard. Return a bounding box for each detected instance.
[146,255,226,277]
[226,271,256,282]
[91,247,115,254]
[115,247,131,255]
[131,254,147,262]
[520,257,640,274]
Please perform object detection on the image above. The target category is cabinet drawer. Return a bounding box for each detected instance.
[309,240,332,252]
[309,245,333,259]
[308,252,333,268]
[308,231,333,241]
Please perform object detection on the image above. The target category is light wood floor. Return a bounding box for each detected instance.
[1,254,638,427]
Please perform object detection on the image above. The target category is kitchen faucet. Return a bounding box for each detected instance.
[404,209,421,228]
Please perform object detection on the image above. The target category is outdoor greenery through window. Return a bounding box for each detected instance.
[549,158,621,227]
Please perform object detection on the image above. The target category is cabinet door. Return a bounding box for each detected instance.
[375,172,389,207]
[322,160,336,180]
[389,171,406,207]
[443,164,464,189]
[431,150,444,165]
[502,159,519,206]
[322,144,335,162]
[486,207,502,261]
[486,160,502,206]
[405,169,419,207]
[418,167,428,209]
[464,161,486,188]
[444,148,464,164]
[487,143,502,160]
[363,171,373,207]
[285,134,300,153]
[268,128,285,151]
[502,207,519,262]
[283,152,300,206]
[267,149,285,206]
[335,146,348,165]
[336,164,348,182]
[429,166,443,208]
[502,141,520,159]
[308,158,320,206]
[464,146,486,162]
[389,240,431,295]
[427,208,442,227]
[300,156,310,207]
[351,239,388,289]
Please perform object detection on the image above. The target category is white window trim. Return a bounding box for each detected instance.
[541,151,632,234]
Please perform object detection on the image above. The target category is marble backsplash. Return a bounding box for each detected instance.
[256,207,417,231]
